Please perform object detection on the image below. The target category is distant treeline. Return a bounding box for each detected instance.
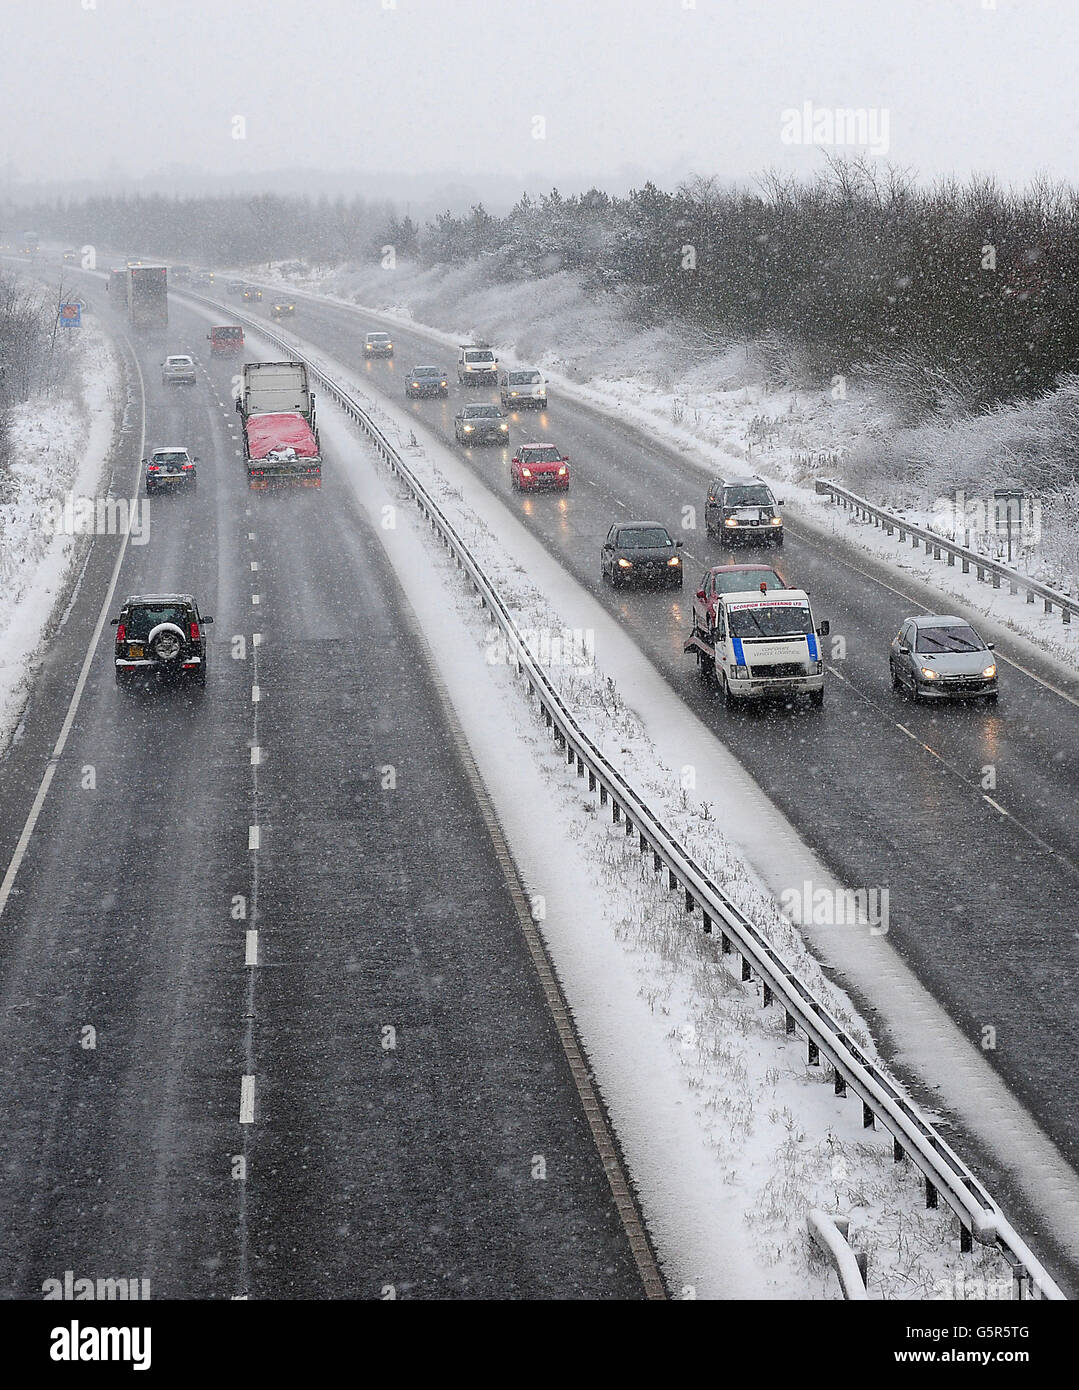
[24,160,1079,408]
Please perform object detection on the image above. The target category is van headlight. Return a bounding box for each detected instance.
[724,517,739,528]
[668,556,681,566]
[771,516,783,526]
[982,664,996,678]
[617,558,633,569]
[733,665,750,679]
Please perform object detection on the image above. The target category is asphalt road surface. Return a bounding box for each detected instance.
[0,287,650,1300]
[229,290,1079,1233]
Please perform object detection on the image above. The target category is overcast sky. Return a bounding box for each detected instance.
[3,0,1078,197]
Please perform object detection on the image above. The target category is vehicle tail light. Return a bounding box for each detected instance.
[190,621,200,642]
[147,464,159,471]
[116,623,126,642]
[182,462,194,470]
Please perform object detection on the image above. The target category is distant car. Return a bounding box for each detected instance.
[500,368,548,409]
[112,593,213,691]
[161,354,196,386]
[241,284,262,302]
[889,615,998,703]
[170,265,191,284]
[62,249,79,263]
[705,476,784,546]
[692,564,786,636]
[270,299,295,320]
[364,331,394,358]
[226,279,244,296]
[454,403,510,444]
[602,523,685,589]
[458,343,497,384]
[511,442,569,491]
[144,446,198,496]
[405,365,449,398]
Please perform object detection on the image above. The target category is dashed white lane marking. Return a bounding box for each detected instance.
[252,632,262,647]
[248,532,256,540]
[250,746,262,765]
[614,498,626,508]
[251,686,260,703]
[984,795,1009,817]
[251,594,260,605]
[248,825,260,850]
[250,561,258,572]
[239,1076,255,1124]
[245,930,258,966]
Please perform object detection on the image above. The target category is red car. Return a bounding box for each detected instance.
[511,442,569,492]
[692,563,786,636]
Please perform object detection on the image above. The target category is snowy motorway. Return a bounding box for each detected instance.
[0,289,651,1298]
[232,293,1079,1204]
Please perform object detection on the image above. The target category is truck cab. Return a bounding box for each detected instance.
[686,588,828,708]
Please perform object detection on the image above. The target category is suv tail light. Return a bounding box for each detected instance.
[182,462,194,470]
[116,622,126,642]
[190,621,200,642]
[147,464,159,472]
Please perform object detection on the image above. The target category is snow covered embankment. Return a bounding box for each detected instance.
[0,322,122,751]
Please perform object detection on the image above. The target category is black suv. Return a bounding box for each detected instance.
[111,594,213,689]
[705,476,784,546]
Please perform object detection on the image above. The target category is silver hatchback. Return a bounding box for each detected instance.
[889,615,998,703]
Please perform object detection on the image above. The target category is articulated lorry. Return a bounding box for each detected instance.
[127,264,168,330]
[235,361,321,489]
[684,587,829,707]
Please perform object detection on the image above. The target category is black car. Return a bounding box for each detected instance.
[144,446,198,495]
[454,403,510,444]
[602,523,685,589]
[406,365,449,398]
[270,299,296,320]
[226,279,244,295]
[112,594,213,690]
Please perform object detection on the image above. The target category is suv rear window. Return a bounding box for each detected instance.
[124,604,192,639]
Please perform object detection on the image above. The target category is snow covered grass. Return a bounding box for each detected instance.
[256,255,1079,672]
[312,383,1023,1301]
[0,319,122,752]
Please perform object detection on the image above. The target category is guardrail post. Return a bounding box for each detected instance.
[925,1177,938,1209]
[1026,588,1035,604]
[639,830,647,852]
[960,1225,972,1253]
[947,551,955,566]
[575,754,584,776]
[785,1010,796,1035]
[667,868,678,890]
[834,1071,846,1096]
[702,912,712,935]
[1044,598,1053,615]
[625,816,634,836]
[898,528,906,542]
[567,743,575,765]
[599,785,607,806]
[893,1138,905,1162]
[863,1103,874,1130]
[762,981,773,1007]
[588,771,596,791]
[652,851,662,873]
[992,572,1000,590]
[612,802,620,824]
[685,889,695,912]
[721,931,731,954]
[1064,608,1071,625]
[741,957,752,982]
[807,1040,819,1066]
[962,556,970,573]
[933,545,942,560]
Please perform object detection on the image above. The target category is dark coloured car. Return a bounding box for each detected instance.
[270,299,296,320]
[454,403,510,445]
[889,614,998,703]
[705,476,784,546]
[365,331,394,358]
[112,594,214,690]
[602,523,685,589]
[241,284,263,302]
[406,365,449,398]
[226,279,244,295]
[144,446,198,495]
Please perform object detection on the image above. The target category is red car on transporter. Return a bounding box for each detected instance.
[511,442,570,492]
[691,563,787,636]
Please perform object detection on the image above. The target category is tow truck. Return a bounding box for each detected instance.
[684,587,829,708]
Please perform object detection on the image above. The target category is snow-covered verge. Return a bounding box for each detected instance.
[254,257,1079,673]
[0,319,123,753]
[292,357,1043,1300]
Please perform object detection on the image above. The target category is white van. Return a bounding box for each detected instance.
[684,587,828,707]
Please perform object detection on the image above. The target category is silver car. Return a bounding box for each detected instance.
[454,403,510,445]
[889,614,998,703]
[161,354,196,386]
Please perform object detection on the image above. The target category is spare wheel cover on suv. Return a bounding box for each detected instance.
[147,622,187,662]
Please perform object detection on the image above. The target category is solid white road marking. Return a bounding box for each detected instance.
[245,930,258,966]
[248,825,260,850]
[250,746,262,765]
[984,796,1009,816]
[239,1076,255,1124]
[0,344,147,924]
[251,686,260,703]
